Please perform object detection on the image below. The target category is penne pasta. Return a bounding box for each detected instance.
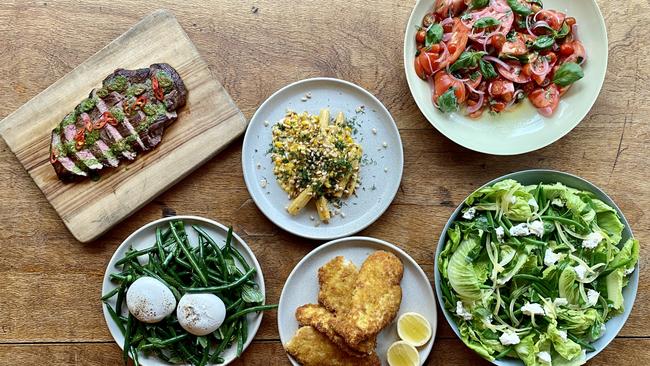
[287,187,314,215]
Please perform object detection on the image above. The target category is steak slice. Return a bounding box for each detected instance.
[49,63,187,181]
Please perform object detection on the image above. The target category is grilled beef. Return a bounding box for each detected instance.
[49,63,187,181]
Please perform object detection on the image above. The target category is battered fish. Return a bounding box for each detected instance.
[285,326,381,366]
[318,256,358,314]
[296,304,376,356]
[334,250,404,346]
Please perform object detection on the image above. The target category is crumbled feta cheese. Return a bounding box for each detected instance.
[551,198,564,207]
[586,289,600,306]
[510,196,517,204]
[521,302,545,317]
[462,207,477,220]
[528,198,539,211]
[509,223,530,236]
[625,266,636,275]
[574,264,588,281]
[528,220,545,238]
[456,301,473,320]
[553,298,569,307]
[557,329,567,341]
[537,351,552,363]
[499,331,521,346]
[495,227,505,241]
[544,248,562,267]
[582,232,603,249]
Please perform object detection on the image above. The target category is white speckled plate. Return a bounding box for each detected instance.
[403,0,608,155]
[242,78,404,240]
[101,215,265,366]
[278,237,437,365]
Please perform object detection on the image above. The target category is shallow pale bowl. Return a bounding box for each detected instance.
[403,1,608,155]
[434,169,639,365]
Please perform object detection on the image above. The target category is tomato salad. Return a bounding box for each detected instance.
[414,0,586,118]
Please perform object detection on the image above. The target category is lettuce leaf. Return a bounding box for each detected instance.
[606,268,625,313]
[558,266,581,305]
[448,236,483,302]
[547,324,582,360]
[514,334,538,366]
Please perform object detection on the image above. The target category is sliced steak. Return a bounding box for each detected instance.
[49,63,187,181]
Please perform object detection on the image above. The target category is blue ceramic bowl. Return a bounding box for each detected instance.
[434,169,639,365]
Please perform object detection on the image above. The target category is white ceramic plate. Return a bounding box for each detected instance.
[242,78,404,239]
[278,237,437,365]
[101,215,265,366]
[403,0,608,155]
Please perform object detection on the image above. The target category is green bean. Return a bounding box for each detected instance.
[568,333,596,351]
[116,246,156,265]
[540,215,586,231]
[521,237,547,246]
[123,313,135,364]
[185,268,256,293]
[194,225,229,281]
[170,221,208,286]
[494,346,512,359]
[115,282,127,317]
[239,317,248,357]
[155,227,165,261]
[139,334,188,350]
[236,320,245,357]
[104,303,125,334]
[227,298,244,312]
[210,323,236,363]
[224,304,279,323]
[101,287,120,301]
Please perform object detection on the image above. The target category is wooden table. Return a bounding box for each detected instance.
[0,1,647,364]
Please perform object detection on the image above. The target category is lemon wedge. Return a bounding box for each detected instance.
[397,312,432,347]
[387,340,420,366]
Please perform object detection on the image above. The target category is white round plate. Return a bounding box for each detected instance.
[403,0,608,155]
[102,215,265,366]
[242,78,404,240]
[278,237,437,365]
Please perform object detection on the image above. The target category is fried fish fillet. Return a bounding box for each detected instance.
[296,304,376,356]
[318,256,358,314]
[334,250,404,346]
[285,326,381,366]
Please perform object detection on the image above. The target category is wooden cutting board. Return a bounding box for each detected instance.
[0,9,247,242]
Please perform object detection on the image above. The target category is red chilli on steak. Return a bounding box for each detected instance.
[49,63,187,182]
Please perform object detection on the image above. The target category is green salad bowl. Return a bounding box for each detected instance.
[434,169,639,365]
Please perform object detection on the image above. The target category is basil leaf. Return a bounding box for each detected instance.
[552,62,584,87]
[241,284,265,303]
[438,89,459,113]
[527,0,543,7]
[479,59,498,79]
[470,70,481,81]
[556,22,570,39]
[507,0,533,16]
[472,0,489,8]
[449,51,487,73]
[532,35,555,50]
[425,23,444,47]
[474,17,501,29]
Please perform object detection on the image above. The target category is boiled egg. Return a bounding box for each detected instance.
[126,276,176,323]
[176,293,226,336]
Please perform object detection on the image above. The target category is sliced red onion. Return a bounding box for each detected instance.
[526,14,537,38]
[484,56,511,71]
[446,63,469,83]
[441,17,454,27]
[533,20,551,30]
[533,10,542,22]
[443,33,452,42]
[427,76,440,109]
[467,93,484,114]
[538,106,554,117]
[482,32,504,53]
[572,24,580,41]
[531,57,550,76]
[506,89,524,109]
[465,82,485,95]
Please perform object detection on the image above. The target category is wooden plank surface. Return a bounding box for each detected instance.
[0,0,648,365]
[0,9,247,242]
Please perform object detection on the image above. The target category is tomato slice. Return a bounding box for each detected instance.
[463,0,514,42]
[434,70,467,104]
[529,53,557,85]
[500,33,527,58]
[442,19,469,67]
[529,84,560,117]
[560,40,586,65]
[536,10,566,31]
[497,61,531,84]
[433,0,467,18]
[488,78,515,103]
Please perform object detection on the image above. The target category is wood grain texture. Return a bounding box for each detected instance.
[0,0,648,365]
[0,9,247,242]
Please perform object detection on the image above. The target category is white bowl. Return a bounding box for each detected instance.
[101,215,265,365]
[403,0,608,155]
[278,236,437,365]
[242,77,404,240]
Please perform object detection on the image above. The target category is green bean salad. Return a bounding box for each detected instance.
[102,220,277,365]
